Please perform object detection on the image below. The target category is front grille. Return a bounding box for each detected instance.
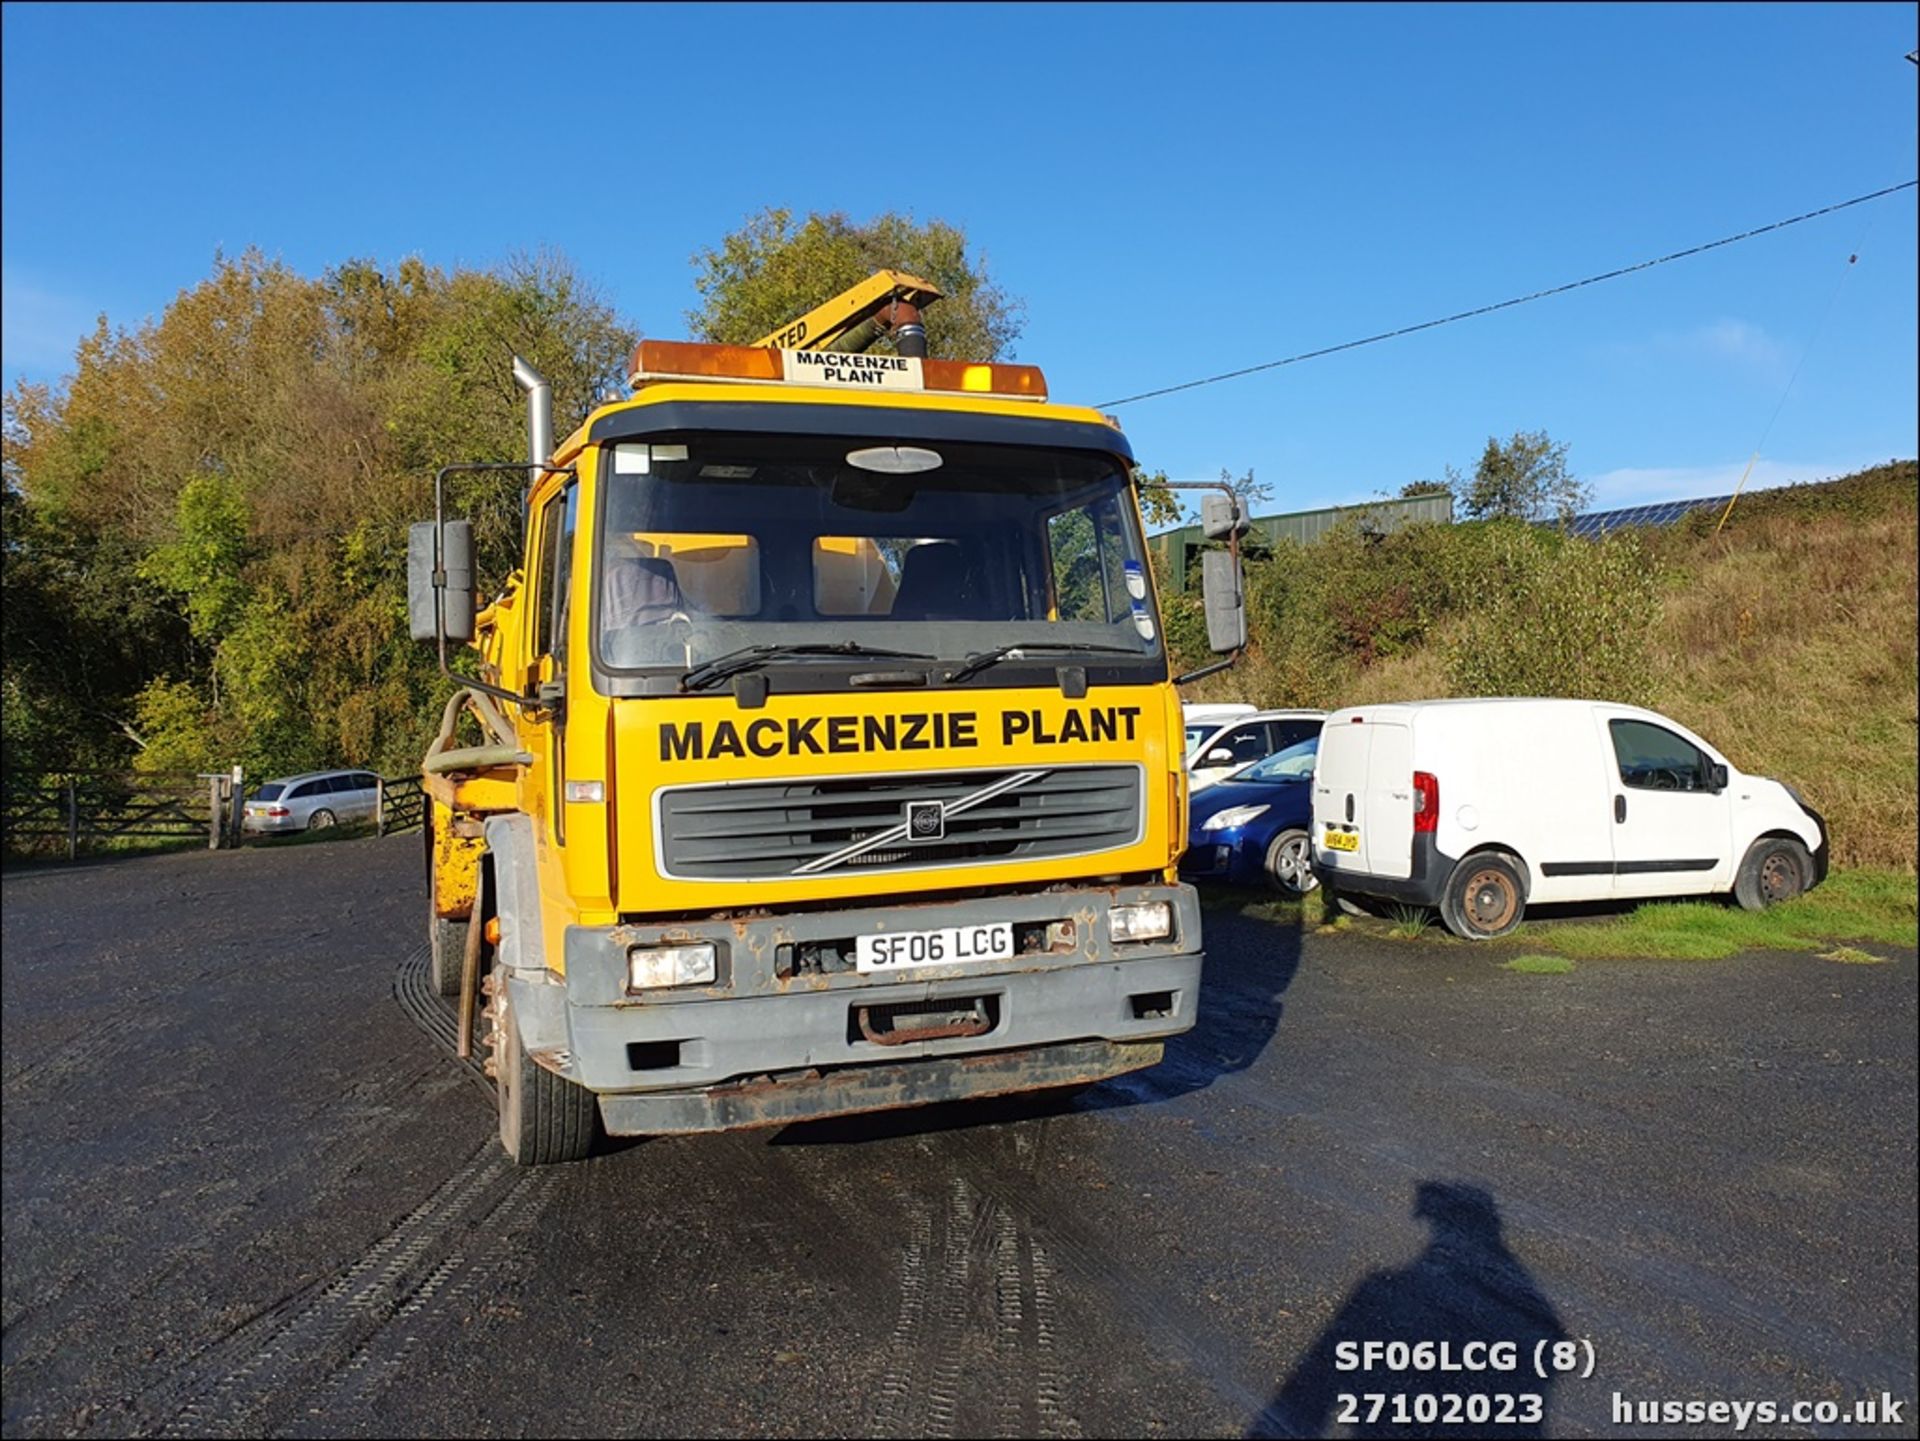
[658,765,1143,880]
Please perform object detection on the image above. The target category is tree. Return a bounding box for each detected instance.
[1399,478,1452,499]
[4,248,636,782]
[688,208,1024,361]
[1456,430,1589,524]
[1134,468,1182,530]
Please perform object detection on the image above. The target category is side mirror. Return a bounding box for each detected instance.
[1201,493,1249,540]
[1708,762,1729,792]
[1200,549,1246,653]
[408,519,475,643]
[1206,748,1234,765]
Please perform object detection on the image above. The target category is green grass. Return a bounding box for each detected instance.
[1520,869,1917,962]
[1386,903,1439,940]
[1504,955,1575,974]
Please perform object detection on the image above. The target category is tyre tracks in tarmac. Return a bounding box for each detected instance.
[115,950,541,1438]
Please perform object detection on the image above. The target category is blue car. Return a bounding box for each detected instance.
[1180,736,1321,894]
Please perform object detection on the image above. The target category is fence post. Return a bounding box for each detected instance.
[376,775,386,837]
[66,779,79,861]
[209,776,224,850]
[229,765,245,847]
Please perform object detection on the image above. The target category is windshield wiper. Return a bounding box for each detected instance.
[944,641,1146,685]
[681,643,936,693]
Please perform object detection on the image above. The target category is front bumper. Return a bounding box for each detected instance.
[537,881,1204,1133]
[1799,799,1831,886]
[1179,832,1271,887]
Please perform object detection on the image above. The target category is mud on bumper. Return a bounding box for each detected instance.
[518,882,1204,1135]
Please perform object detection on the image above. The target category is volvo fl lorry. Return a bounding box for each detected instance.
[408,272,1245,1163]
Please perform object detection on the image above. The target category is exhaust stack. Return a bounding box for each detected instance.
[511,355,553,484]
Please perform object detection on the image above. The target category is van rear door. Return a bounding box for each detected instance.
[1313,718,1371,870]
[1361,722,1414,879]
[1313,715,1413,878]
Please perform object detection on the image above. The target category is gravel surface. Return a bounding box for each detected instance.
[3,837,1914,1438]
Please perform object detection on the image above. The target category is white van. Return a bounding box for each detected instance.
[1310,699,1827,939]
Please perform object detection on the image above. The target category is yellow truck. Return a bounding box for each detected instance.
[407,273,1246,1163]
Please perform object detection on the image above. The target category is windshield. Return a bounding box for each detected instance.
[595,433,1161,677]
[1183,723,1216,757]
[1235,736,1319,783]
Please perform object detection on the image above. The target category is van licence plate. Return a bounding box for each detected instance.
[856,923,1015,974]
[1324,829,1360,853]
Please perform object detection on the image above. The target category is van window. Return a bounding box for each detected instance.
[1609,719,1712,792]
[252,783,285,802]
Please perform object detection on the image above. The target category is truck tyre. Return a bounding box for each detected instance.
[1734,836,1812,912]
[1440,851,1526,940]
[494,972,597,1166]
[429,911,467,998]
[1263,829,1319,896]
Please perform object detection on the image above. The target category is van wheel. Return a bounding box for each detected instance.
[1264,830,1319,896]
[1440,853,1526,940]
[307,808,336,832]
[492,970,598,1166]
[1734,837,1811,911]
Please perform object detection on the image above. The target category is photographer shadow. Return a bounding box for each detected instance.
[1251,1182,1565,1439]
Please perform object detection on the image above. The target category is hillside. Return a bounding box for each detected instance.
[1175,461,1918,872]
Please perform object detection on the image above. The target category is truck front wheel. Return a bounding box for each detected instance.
[428,908,467,998]
[492,971,598,1166]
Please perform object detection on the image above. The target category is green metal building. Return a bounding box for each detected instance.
[1148,492,1454,591]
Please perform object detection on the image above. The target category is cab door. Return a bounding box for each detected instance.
[1597,710,1734,898]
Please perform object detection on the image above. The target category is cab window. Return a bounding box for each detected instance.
[1609,719,1712,792]
[535,486,578,662]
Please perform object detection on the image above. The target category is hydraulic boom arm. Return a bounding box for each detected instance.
[752,269,944,357]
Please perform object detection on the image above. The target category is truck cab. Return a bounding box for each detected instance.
[412,298,1237,1163]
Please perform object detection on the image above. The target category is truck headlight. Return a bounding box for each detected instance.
[1110,901,1173,943]
[627,943,717,991]
[1201,804,1269,832]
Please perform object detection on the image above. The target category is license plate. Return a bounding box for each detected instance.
[1324,829,1360,853]
[856,923,1015,974]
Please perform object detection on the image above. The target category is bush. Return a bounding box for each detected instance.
[1443,529,1659,704]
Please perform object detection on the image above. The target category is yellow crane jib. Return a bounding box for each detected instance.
[751,269,944,356]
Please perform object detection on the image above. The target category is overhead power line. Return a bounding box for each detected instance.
[1100,179,1918,408]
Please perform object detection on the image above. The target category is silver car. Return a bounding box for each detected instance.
[243,770,382,835]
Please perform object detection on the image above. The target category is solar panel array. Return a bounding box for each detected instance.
[1565,494,1734,537]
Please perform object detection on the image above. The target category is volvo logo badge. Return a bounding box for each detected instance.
[906,800,945,842]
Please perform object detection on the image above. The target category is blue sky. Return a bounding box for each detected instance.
[4,2,1915,516]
